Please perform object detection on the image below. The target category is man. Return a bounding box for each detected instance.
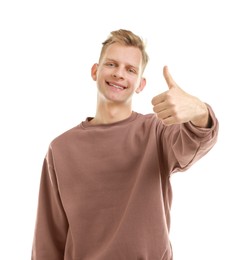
[32,29,218,260]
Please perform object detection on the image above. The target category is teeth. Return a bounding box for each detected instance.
[110,83,124,90]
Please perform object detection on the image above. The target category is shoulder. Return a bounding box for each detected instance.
[128,111,161,129]
[134,111,159,123]
[49,123,83,148]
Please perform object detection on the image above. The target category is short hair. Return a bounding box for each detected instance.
[99,29,149,72]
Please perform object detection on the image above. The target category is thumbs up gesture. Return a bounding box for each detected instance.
[151,66,210,127]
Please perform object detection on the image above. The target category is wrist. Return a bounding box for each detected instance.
[191,103,211,128]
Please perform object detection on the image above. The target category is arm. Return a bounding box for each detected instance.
[32,147,68,260]
[152,66,219,173]
[157,105,218,174]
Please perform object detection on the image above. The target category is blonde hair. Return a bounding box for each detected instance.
[99,29,149,72]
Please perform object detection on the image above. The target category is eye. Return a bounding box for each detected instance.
[105,62,116,67]
[128,68,137,74]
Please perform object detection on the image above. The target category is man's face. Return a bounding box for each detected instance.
[91,43,146,104]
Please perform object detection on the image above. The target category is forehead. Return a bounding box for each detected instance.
[101,43,143,67]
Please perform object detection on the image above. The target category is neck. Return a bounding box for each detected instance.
[90,98,132,125]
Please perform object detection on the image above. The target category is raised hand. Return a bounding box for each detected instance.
[151,66,210,127]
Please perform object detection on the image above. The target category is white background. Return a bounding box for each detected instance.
[1,0,248,259]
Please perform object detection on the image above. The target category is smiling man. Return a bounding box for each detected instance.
[90,36,146,125]
[32,29,219,260]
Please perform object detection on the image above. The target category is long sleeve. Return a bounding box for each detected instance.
[32,147,68,260]
[158,104,219,175]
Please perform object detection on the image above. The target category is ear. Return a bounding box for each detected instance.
[135,77,146,93]
[91,63,98,81]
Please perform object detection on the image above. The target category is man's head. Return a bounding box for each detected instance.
[99,29,149,73]
[91,29,148,106]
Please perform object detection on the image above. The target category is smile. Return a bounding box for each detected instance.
[107,81,127,90]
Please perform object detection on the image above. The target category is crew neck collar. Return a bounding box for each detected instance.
[81,111,138,129]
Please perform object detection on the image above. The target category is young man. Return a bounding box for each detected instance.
[32,29,218,260]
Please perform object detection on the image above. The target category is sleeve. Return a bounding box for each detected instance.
[32,146,68,260]
[158,104,219,174]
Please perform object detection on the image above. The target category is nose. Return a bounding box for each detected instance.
[112,67,124,79]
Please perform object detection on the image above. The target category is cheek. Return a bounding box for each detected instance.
[133,78,142,88]
[97,69,108,80]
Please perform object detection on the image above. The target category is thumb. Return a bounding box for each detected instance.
[163,65,176,89]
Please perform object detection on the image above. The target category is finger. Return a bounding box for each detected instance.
[153,101,169,113]
[156,109,174,121]
[151,92,166,106]
[163,66,177,89]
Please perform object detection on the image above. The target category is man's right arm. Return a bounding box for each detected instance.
[32,148,68,260]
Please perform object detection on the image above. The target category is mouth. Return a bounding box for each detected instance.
[106,81,127,90]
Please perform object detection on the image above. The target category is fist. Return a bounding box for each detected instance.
[151,66,210,127]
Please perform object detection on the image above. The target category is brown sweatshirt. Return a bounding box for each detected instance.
[32,107,218,260]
